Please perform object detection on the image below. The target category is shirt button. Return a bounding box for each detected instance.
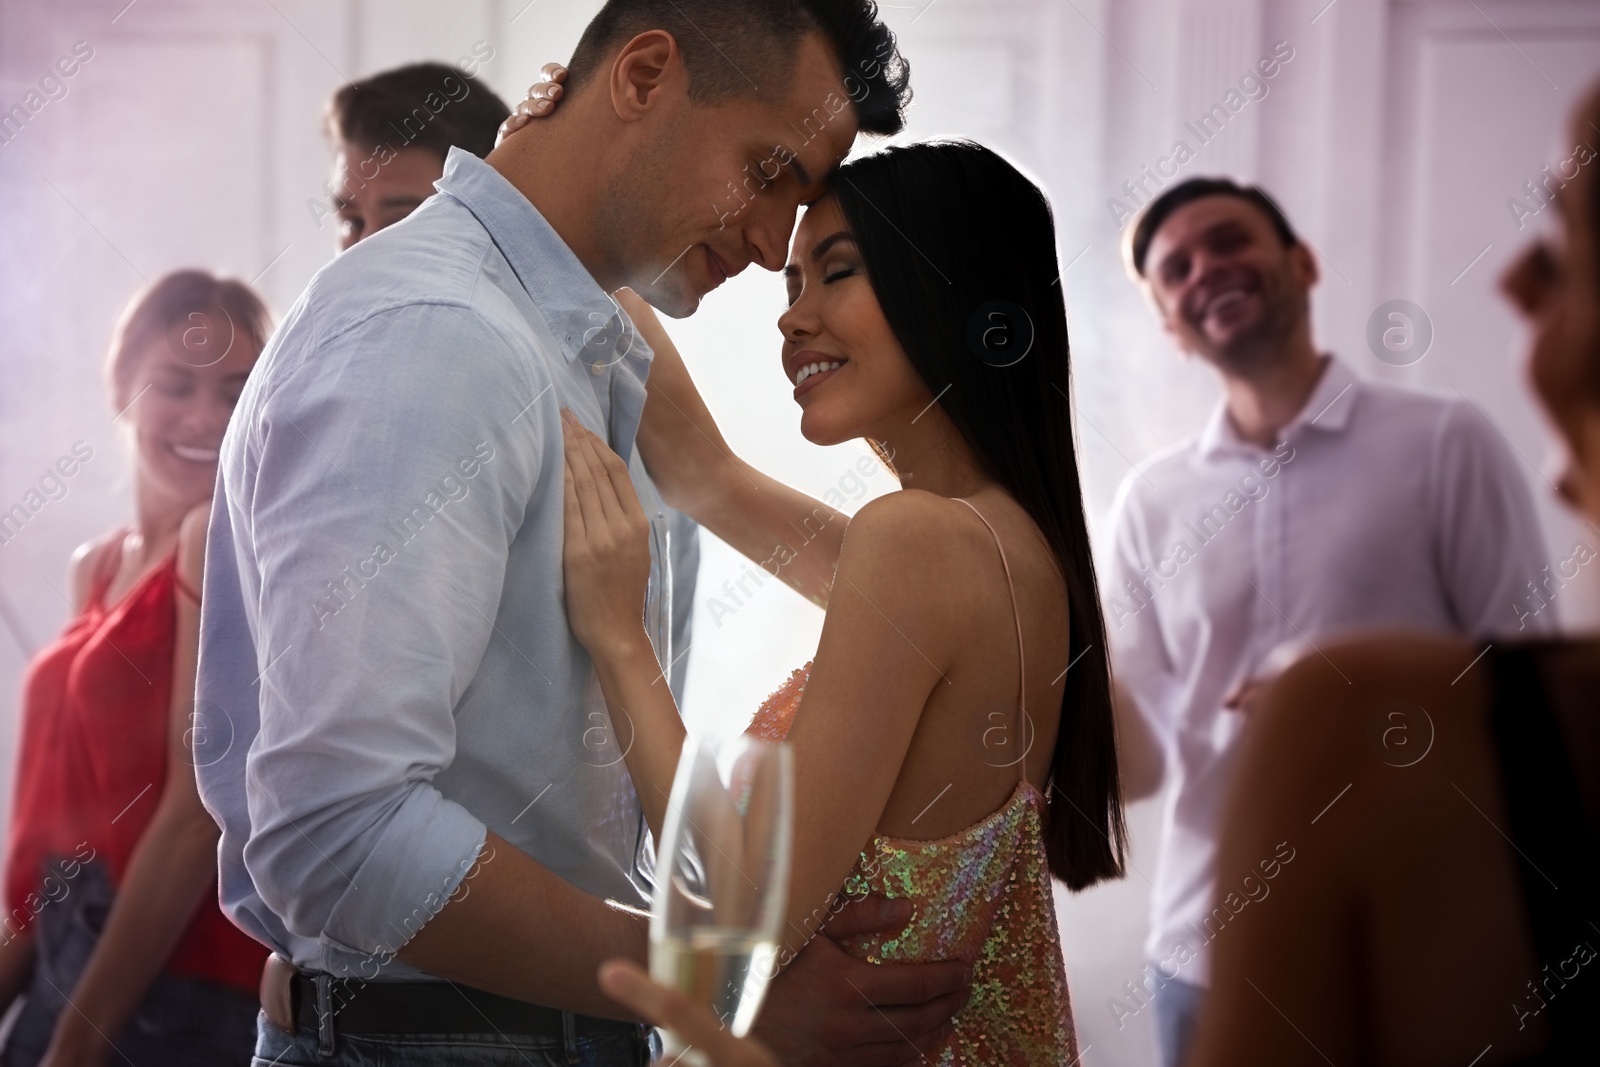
[589,361,606,376]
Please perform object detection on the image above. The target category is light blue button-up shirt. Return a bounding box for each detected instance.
[196,148,683,980]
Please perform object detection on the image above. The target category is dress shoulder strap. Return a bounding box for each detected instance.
[954,497,1027,785]
[86,528,129,611]
[173,568,202,606]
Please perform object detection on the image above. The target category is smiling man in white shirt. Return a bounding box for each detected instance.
[1104,177,1553,1067]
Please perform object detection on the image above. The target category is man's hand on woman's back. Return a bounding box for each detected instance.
[754,896,970,1067]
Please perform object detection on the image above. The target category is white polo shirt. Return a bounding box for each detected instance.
[1104,354,1552,987]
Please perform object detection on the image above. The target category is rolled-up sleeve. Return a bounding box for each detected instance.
[239,303,544,956]
[1430,399,1554,639]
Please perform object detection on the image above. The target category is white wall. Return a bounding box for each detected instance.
[1,1,1597,1064]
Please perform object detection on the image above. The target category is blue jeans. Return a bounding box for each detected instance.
[251,1009,657,1066]
[1152,976,1206,1067]
[1,860,258,1067]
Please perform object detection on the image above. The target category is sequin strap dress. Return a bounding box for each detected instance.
[747,497,1078,1066]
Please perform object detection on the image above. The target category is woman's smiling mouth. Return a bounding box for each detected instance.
[792,358,847,399]
[169,443,220,463]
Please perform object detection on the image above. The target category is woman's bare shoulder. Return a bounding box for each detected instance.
[842,488,970,543]
[1240,632,1494,809]
[1264,631,1487,711]
[836,490,1000,602]
[176,502,213,590]
[66,528,126,611]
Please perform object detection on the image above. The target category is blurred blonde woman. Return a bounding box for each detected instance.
[0,272,270,1066]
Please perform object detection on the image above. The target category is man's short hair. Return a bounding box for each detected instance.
[566,0,910,135]
[325,62,511,161]
[1127,177,1300,277]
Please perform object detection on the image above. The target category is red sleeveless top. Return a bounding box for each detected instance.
[4,531,267,993]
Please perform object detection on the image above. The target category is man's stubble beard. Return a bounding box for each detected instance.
[599,122,700,319]
[1196,264,1307,380]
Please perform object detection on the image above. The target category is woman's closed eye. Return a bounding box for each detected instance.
[153,376,194,399]
[783,264,858,307]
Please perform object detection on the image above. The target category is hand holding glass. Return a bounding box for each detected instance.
[650,734,793,1057]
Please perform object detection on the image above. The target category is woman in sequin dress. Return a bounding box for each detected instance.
[560,141,1127,1065]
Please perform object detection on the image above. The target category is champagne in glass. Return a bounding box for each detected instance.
[650,733,792,1054]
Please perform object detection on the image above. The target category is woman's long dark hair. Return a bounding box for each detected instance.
[834,140,1125,890]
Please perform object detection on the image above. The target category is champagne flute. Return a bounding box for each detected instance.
[650,733,792,1058]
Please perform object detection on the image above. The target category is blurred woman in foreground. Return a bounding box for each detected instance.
[0,272,271,1066]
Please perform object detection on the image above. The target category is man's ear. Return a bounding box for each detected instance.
[609,30,682,122]
[1288,240,1319,290]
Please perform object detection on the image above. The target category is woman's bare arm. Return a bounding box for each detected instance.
[770,492,953,954]
[620,289,853,609]
[0,931,35,1017]
[566,419,953,958]
[42,506,232,1064]
[589,493,947,956]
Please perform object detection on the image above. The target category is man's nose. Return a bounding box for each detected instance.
[1187,253,1240,305]
[744,202,797,274]
[1499,247,1544,315]
[1189,249,1226,287]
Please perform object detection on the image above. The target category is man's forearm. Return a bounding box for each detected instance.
[1115,679,1166,801]
[396,831,649,1019]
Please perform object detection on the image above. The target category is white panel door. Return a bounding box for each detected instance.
[1386,1,1600,629]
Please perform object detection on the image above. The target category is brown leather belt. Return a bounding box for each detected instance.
[260,952,646,1044]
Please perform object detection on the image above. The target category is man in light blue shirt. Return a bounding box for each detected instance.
[196,2,972,1065]
[314,57,701,709]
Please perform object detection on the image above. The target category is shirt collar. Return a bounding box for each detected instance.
[434,147,647,368]
[1196,353,1359,459]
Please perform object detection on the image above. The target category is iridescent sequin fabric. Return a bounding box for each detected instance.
[748,662,1078,1066]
